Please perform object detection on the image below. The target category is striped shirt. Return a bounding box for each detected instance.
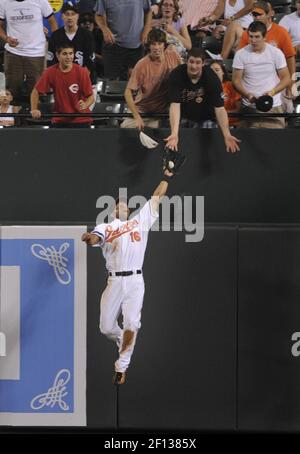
[180,0,219,28]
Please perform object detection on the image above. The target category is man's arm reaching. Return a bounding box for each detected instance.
[81,232,102,245]
[153,170,174,198]
[165,102,181,151]
[214,106,241,153]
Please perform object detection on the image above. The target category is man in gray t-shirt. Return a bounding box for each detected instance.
[94,0,152,79]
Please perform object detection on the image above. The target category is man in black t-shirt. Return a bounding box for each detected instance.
[48,2,96,84]
[166,48,240,153]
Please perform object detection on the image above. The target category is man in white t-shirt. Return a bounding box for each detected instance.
[81,170,173,385]
[232,20,290,128]
[279,0,300,57]
[0,0,57,101]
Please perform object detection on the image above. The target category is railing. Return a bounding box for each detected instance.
[0,112,300,119]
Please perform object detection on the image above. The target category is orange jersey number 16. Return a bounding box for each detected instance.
[130,231,141,242]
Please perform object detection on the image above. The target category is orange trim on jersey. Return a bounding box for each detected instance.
[105,219,139,243]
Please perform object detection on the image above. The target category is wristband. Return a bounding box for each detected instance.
[162,175,173,182]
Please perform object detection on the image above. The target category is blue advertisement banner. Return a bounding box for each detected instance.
[0,226,86,426]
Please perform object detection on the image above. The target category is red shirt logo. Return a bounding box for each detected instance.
[69,84,79,94]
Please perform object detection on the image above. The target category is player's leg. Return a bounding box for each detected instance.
[114,275,145,374]
[99,277,123,347]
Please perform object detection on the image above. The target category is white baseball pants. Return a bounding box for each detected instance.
[99,274,145,373]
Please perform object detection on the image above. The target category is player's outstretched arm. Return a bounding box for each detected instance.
[164,103,180,151]
[151,170,174,212]
[81,232,101,246]
[153,170,174,198]
[151,145,186,210]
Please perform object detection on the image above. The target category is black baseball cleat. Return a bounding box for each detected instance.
[113,371,126,385]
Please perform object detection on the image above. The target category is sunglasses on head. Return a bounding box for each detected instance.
[252,11,264,17]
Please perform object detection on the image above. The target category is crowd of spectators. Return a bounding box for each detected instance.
[0,0,299,130]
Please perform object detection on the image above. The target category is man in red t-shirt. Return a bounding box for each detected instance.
[31,44,94,127]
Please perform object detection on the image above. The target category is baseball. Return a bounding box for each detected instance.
[168,161,174,169]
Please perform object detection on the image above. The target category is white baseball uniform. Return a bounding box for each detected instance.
[92,200,158,373]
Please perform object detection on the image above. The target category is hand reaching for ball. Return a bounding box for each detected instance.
[164,169,173,178]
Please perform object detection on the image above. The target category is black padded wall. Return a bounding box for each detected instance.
[238,227,300,432]
[86,244,116,429]
[1,128,300,223]
[86,224,300,431]
[1,128,300,432]
[87,226,237,430]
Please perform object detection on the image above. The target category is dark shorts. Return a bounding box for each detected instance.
[4,51,44,100]
[102,44,144,80]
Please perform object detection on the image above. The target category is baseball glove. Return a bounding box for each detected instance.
[162,147,186,175]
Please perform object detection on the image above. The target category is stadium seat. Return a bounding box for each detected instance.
[287,104,300,127]
[99,80,127,102]
[25,102,53,127]
[201,36,222,55]
[92,101,122,127]
[270,0,292,13]
[273,12,286,22]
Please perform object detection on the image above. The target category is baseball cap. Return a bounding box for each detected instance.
[255,95,273,112]
[61,1,79,14]
[252,1,270,15]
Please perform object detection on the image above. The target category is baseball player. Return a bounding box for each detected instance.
[82,168,176,385]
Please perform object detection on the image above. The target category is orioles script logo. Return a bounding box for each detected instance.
[105,220,139,243]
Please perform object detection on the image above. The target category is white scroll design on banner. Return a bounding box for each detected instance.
[30,369,71,411]
[31,243,71,284]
